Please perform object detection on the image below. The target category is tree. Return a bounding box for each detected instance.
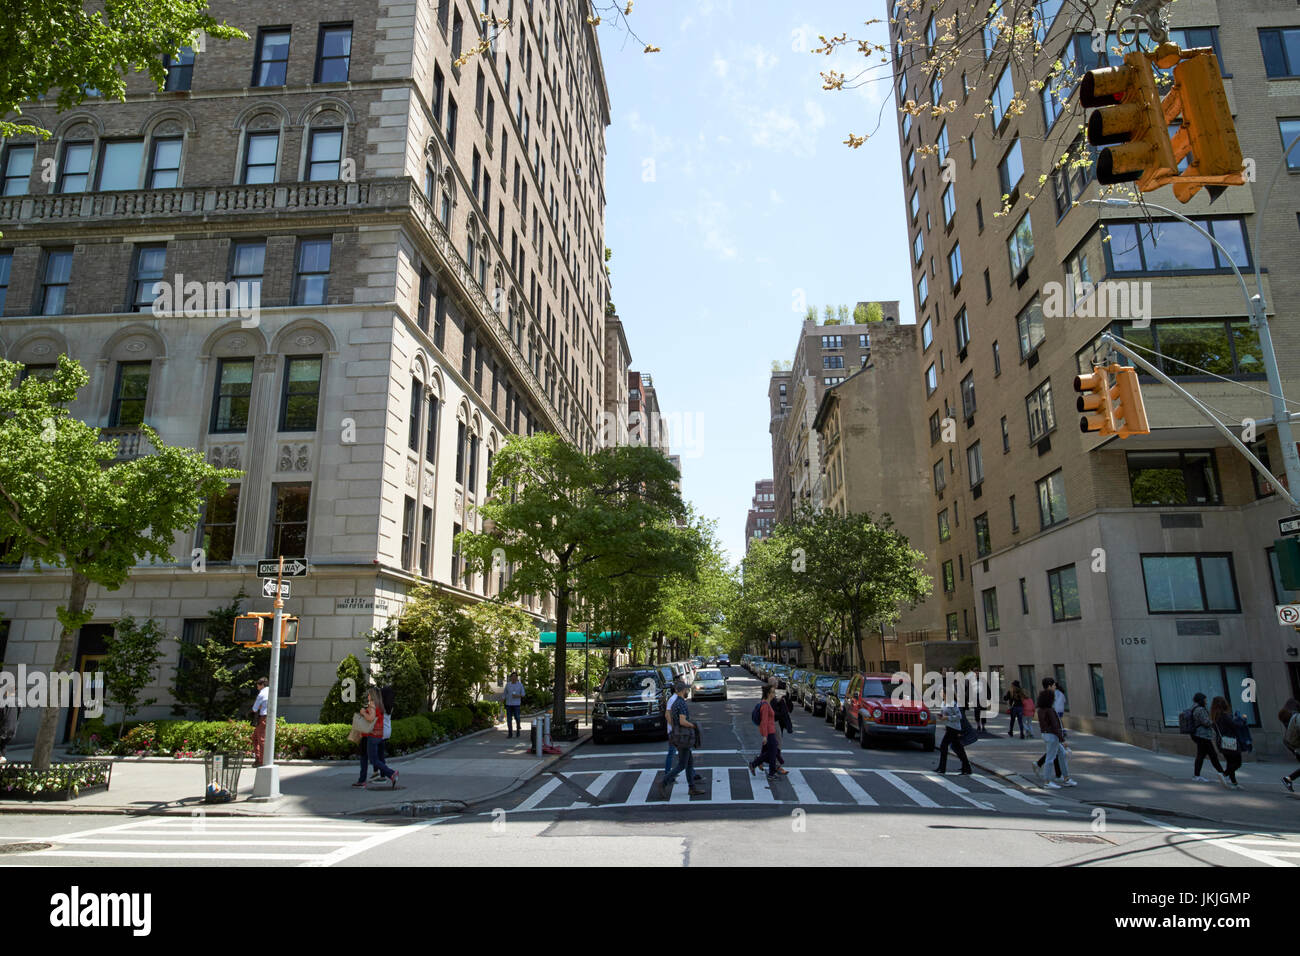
[865,301,884,323]
[458,433,686,725]
[0,356,239,766]
[467,600,538,688]
[1,0,246,140]
[102,615,166,735]
[396,585,490,709]
[319,654,364,724]
[170,593,265,721]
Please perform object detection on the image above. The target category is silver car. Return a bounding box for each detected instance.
[690,667,728,701]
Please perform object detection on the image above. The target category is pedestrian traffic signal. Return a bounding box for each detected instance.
[232,613,300,647]
[1157,47,1244,202]
[1074,366,1117,436]
[1110,366,1150,438]
[1081,52,1175,188]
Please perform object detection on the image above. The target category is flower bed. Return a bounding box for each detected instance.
[0,761,113,800]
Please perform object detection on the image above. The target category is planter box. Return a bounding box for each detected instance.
[0,761,114,801]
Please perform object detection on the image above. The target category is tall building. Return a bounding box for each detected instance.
[628,369,669,454]
[768,303,902,524]
[0,0,613,730]
[744,478,776,551]
[890,0,1300,751]
[602,312,632,446]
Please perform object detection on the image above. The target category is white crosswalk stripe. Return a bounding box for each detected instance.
[25,815,439,866]
[491,766,1050,815]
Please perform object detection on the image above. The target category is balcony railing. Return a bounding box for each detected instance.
[100,427,153,461]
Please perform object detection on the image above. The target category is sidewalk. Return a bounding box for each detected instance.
[0,705,592,817]
[966,724,1300,831]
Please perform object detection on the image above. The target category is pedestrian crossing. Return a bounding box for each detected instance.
[492,766,1050,815]
[21,815,439,867]
[1140,817,1300,868]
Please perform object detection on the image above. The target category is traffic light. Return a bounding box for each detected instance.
[1276,538,1300,591]
[232,613,299,647]
[1110,366,1150,438]
[1160,49,1244,202]
[1080,52,1174,188]
[1074,366,1117,436]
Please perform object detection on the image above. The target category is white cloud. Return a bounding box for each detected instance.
[711,53,729,78]
[746,44,779,72]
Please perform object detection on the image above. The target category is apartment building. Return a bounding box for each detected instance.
[602,312,632,445]
[891,0,1300,751]
[0,0,614,733]
[744,478,776,551]
[767,301,902,524]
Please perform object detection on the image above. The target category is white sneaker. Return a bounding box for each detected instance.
[1045,781,1062,789]
[1217,773,1232,789]
[1062,778,1078,787]
[1030,761,1043,780]
[1192,775,1210,782]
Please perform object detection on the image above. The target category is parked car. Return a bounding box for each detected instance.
[690,667,727,701]
[824,676,852,730]
[842,672,934,751]
[592,668,671,744]
[770,664,792,689]
[807,673,840,716]
[788,669,810,703]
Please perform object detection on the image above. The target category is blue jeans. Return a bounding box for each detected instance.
[506,704,522,734]
[1043,733,1069,779]
[358,736,394,783]
[1008,705,1028,737]
[749,733,780,775]
[664,745,695,787]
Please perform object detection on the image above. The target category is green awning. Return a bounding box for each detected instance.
[538,631,630,648]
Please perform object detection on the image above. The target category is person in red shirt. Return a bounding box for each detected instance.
[353,687,398,789]
[748,685,780,779]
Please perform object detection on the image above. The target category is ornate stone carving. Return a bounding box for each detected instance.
[209,445,241,469]
[154,119,183,136]
[31,343,52,355]
[405,460,418,487]
[226,335,247,349]
[124,339,147,353]
[422,472,434,498]
[278,444,311,472]
[293,333,317,347]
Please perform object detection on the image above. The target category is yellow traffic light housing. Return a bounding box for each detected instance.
[1160,49,1245,202]
[1081,52,1175,189]
[232,613,299,648]
[1074,366,1118,436]
[1111,366,1151,438]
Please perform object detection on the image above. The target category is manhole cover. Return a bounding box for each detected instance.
[1036,832,1113,845]
[0,842,52,854]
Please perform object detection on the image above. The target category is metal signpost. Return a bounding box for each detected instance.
[252,556,305,800]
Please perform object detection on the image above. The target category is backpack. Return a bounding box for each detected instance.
[380,684,397,715]
[751,702,763,726]
[1177,708,1197,736]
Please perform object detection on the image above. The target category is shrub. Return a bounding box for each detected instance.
[121,722,158,754]
[389,644,426,718]
[320,654,366,724]
[473,700,503,723]
[439,706,474,733]
[0,761,113,798]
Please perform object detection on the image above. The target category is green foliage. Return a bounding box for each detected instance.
[522,651,553,701]
[0,1,247,140]
[319,654,365,724]
[955,654,982,673]
[864,301,885,323]
[467,600,537,685]
[389,644,426,717]
[398,585,489,708]
[102,615,166,733]
[0,761,111,797]
[565,649,609,695]
[169,593,265,720]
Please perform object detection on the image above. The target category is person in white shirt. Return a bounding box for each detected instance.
[662,686,680,776]
[936,693,972,774]
[252,677,269,765]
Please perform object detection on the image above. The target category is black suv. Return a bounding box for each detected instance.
[592,668,671,744]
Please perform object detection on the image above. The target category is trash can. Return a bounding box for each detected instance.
[551,718,580,741]
[204,752,244,804]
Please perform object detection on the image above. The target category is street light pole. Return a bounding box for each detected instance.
[1085,196,1300,498]
[252,556,285,801]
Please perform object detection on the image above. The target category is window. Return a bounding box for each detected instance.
[1053,665,1070,712]
[946,613,960,641]
[269,483,311,557]
[960,372,976,419]
[823,355,845,369]
[231,241,265,307]
[982,587,1000,632]
[1280,119,1300,171]
[1001,415,1010,452]
[433,65,446,124]
[1103,217,1248,274]
[1019,576,1029,613]
[1082,319,1262,382]
[210,357,254,433]
[1,145,34,196]
[467,432,480,491]
[912,231,924,264]
[1052,140,1097,217]
[1269,546,1300,604]
[420,506,433,576]
[452,10,464,63]
[408,378,422,452]
[983,0,1004,57]
[455,420,467,484]
[293,238,331,305]
[933,459,946,493]
[315,24,352,83]
[446,96,458,148]
[1089,665,1107,716]
[942,559,955,593]
[1047,564,1081,622]
[307,128,343,181]
[976,199,984,232]
[1142,554,1240,614]
[967,441,984,488]
[147,137,182,188]
[938,509,951,542]
[425,394,439,464]
[906,149,915,178]
[109,361,151,427]
[57,141,92,192]
[975,512,991,557]
[253,28,291,86]
[199,485,239,563]
[0,251,9,314]
[41,249,73,315]
[401,496,416,568]
[131,245,166,312]
[95,139,144,191]
[1260,27,1300,79]
[821,335,843,349]
[902,112,912,140]
[937,123,949,164]
[917,273,928,307]
[1008,212,1034,275]
[910,190,919,221]
[242,131,279,184]
[991,65,1014,127]
[163,47,196,91]
[1010,494,1018,532]
[992,340,1001,375]
[1156,664,1257,729]
[948,243,963,288]
[1017,297,1044,358]
[279,356,322,431]
[942,183,955,224]
[998,139,1024,197]
[929,410,942,445]
[1025,379,1056,443]
[1036,469,1068,528]
[1127,450,1221,506]
[925,363,937,395]
[452,522,463,584]
[921,318,933,350]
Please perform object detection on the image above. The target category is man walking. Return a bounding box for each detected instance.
[661,680,705,797]
[662,681,680,777]
[503,671,525,738]
[748,685,780,780]
[1033,677,1065,781]
[251,677,270,765]
[936,693,973,775]
[1189,692,1229,785]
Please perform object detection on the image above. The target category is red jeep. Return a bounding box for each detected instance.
[843,672,934,751]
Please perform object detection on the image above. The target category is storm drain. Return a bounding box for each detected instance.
[0,842,52,853]
[1036,832,1114,845]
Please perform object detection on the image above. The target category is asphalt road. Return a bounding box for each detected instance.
[2,669,1297,867]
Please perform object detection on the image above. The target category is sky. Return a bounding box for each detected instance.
[596,0,913,565]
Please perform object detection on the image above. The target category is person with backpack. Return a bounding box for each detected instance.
[1184,692,1228,785]
[749,685,780,780]
[1004,680,1030,739]
[770,679,794,736]
[936,692,973,775]
[660,680,704,798]
[1279,700,1300,792]
[1209,695,1243,789]
[1034,689,1077,788]
[353,686,398,789]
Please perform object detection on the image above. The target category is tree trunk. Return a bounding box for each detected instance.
[32,571,90,769]
[552,581,568,727]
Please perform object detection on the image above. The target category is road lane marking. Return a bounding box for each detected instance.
[514,776,564,811]
[585,771,617,799]
[922,773,995,811]
[872,770,939,807]
[710,767,732,803]
[970,772,1048,805]
[626,769,658,805]
[303,818,443,868]
[786,769,817,805]
[830,768,877,805]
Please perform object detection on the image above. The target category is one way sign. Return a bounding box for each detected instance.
[262,578,291,600]
[257,559,308,577]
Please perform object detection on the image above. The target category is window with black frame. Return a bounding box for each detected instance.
[279,356,322,432]
[1127,450,1221,506]
[1103,217,1248,274]
[1078,319,1263,381]
[1141,553,1239,614]
[109,361,151,427]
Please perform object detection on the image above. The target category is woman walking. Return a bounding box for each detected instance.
[1210,696,1243,789]
[935,693,972,775]
[748,685,780,780]
[1189,692,1228,786]
[353,687,398,789]
[1280,699,1300,793]
[1034,689,1076,789]
[1004,680,1029,739]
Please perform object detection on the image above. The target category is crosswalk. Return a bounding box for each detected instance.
[22,815,439,866]
[1140,817,1300,867]
[493,766,1051,815]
